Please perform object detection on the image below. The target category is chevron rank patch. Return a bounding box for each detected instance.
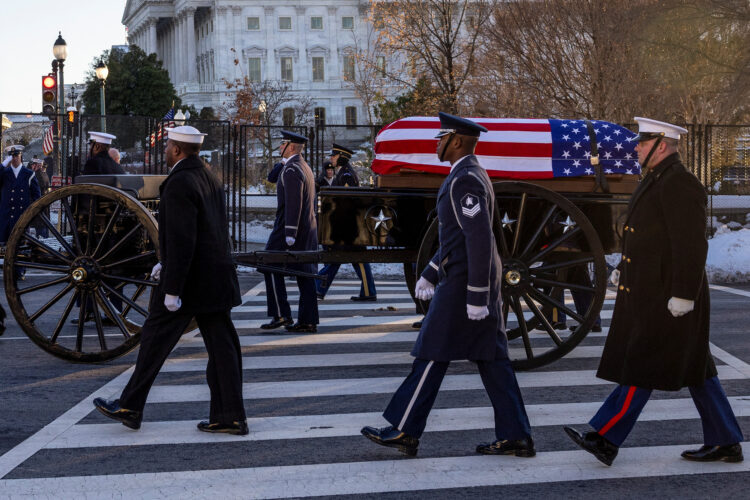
[461,193,481,218]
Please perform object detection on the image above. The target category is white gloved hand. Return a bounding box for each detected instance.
[285,236,295,247]
[415,277,435,301]
[610,269,620,286]
[164,294,182,312]
[150,262,162,280]
[668,297,694,317]
[467,304,489,321]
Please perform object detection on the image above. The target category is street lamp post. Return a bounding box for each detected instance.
[53,32,67,178]
[95,61,109,132]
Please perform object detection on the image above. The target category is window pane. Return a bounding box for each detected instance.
[343,55,355,81]
[346,106,357,127]
[342,17,354,29]
[248,58,261,82]
[314,107,326,128]
[282,108,295,127]
[247,17,260,30]
[281,57,293,81]
[279,17,292,30]
[311,17,323,30]
[312,57,325,82]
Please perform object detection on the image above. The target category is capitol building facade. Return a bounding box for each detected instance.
[122,0,393,125]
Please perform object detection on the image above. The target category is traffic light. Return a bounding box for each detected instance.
[67,109,77,123]
[42,74,57,115]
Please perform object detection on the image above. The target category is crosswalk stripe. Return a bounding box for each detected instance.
[113,365,744,403]
[45,396,750,449]
[236,299,618,312]
[2,444,747,497]
[160,346,607,372]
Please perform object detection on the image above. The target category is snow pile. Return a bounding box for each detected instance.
[706,228,750,283]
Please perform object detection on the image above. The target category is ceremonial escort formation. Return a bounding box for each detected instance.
[0,110,743,472]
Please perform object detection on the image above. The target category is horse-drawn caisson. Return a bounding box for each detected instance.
[3,117,638,369]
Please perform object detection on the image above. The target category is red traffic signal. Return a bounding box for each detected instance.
[41,74,57,115]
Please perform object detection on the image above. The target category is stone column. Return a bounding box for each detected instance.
[328,6,339,82]
[264,6,275,80]
[226,8,237,79]
[296,6,307,86]
[149,18,158,55]
[186,8,197,82]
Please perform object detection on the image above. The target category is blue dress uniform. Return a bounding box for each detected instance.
[264,131,319,327]
[566,118,742,465]
[316,143,377,301]
[377,115,532,447]
[0,158,42,243]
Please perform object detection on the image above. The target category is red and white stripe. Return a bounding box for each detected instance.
[372,117,555,179]
[42,125,54,155]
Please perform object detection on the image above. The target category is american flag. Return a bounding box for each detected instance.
[371,117,640,179]
[42,124,54,155]
[149,108,175,146]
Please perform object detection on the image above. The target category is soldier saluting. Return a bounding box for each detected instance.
[564,117,744,465]
[361,113,534,457]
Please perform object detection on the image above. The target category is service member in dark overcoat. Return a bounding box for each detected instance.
[81,131,125,176]
[564,117,744,466]
[0,145,42,244]
[94,125,247,435]
[260,130,319,333]
[315,159,335,192]
[361,113,534,457]
[316,144,377,302]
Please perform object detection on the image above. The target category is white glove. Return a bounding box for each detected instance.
[467,304,489,321]
[150,262,162,280]
[164,294,182,312]
[2,156,11,167]
[668,297,694,317]
[285,236,295,247]
[610,269,620,286]
[415,277,435,301]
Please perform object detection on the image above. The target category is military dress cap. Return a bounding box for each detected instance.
[88,131,117,145]
[634,117,688,141]
[435,112,489,138]
[165,125,207,144]
[4,145,24,155]
[280,129,308,144]
[323,159,334,170]
[331,143,353,159]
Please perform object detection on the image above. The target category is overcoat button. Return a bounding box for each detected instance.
[626,287,631,293]
[630,227,635,233]
[619,285,624,290]
[624,225,629,230]
[622,255,627,261]
[627,258,631,263]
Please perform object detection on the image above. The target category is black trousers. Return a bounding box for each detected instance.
[120,296,246,424]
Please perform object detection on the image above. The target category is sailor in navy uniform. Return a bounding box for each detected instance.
[316,143,377,302]
[261,130,319,333]
[361,113,534,457]
[81,132,125,176]
[0,145,41,244]
[564,118,744,466]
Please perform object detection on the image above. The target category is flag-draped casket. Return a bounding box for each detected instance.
[371,117,641,179]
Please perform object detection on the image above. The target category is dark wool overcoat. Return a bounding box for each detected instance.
[82,150,125,175]
[596,153,716,391]
[0,165,41,242]
[158,154,241,313]
[413,155,508,362]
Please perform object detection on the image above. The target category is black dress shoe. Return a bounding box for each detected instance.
[350,295,377,302]
[681,444,743,463]
[476,437,536,457]
[71,314,95,325]
[0,321,5,336]
[316,293,325,300]
[563,426,618,466]
[570,324,603,333]
[551,321,567,330]
[197,420,249,436]
[361,425,419,456]
[260,317,293,330]
[93,398,142,430]
[285,322,317,333]
[412,320,423,329]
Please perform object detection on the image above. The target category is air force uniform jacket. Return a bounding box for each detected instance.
[0,165,42,243]
[266,154,317,252]
[413,155,506,362]
[334,161,359,187]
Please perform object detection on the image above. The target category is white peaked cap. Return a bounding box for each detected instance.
[165,125,207,144]
[4,144,24,153]
[88,131,117,144]
[634,117,688,140]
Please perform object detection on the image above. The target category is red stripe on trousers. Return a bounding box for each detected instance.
[598,386,637,436]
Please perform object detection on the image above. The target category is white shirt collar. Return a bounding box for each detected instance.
[11,164,22,177]
[169,158,186,173]
[450,155,471,172]
[282,154,299,165]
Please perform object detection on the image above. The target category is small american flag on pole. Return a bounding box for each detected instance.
[149,108,175,146]
[371,117,640,179]
[42,124,54,155]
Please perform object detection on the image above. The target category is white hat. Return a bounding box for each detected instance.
[165,125,207,144]
[4,144,24,154]
[88,131,117,145]
[634,117,688,141]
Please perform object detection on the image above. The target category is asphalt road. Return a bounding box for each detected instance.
[0,274,749,498]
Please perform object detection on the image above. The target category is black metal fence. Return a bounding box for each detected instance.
[1,111,747,248]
